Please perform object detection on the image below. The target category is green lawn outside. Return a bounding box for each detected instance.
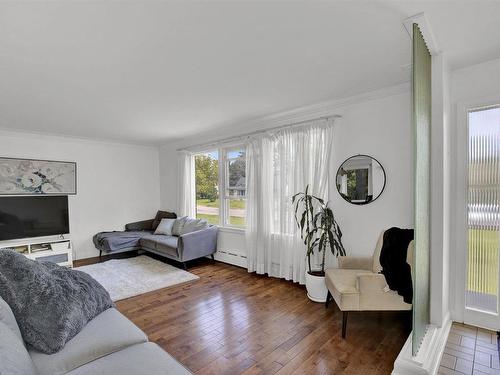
[196,213,245,227]
[468,228,499,295]
[196,198,245,209]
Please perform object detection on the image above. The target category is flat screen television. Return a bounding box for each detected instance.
[0,196,69,241]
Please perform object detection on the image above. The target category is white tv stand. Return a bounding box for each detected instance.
[0,235,73,267]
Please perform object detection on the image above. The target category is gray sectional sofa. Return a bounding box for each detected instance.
[93,211,218,269]
[0,295,192,375]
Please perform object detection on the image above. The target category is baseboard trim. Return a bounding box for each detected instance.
[73,251,138,267]
[213,250,247,268]
[392,313,452,375]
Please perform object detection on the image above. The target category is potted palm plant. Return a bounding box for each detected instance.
[292,185,346,302]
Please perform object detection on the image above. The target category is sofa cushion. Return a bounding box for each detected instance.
[0,295,23,341]
[180,218,208,235]
[140,235,179,258]
[171,216,187,235]
[357,273,412,311]
[172,217,208,236]
[154,218,176,236]
[0,321,38,375]
[30,308,148,375]
[67,342,192,375]
[152,211,177,231]
[94,231,153,253]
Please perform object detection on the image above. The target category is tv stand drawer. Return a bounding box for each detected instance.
[32,253,69,264]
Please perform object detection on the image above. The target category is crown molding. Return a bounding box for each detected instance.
[251,82,410,125]
[403,13,440,56]
[0,127,159,150]
[162,82,410,149]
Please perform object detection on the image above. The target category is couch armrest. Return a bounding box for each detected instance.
[338,256,372,271]
[179,226,218,262]
[357,273,388,293]
[125,219,154,232]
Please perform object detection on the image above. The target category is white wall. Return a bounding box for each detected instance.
[159,88,413,267]
[329,92,413,259]
[449,57,500,321]
[0,131,161,260]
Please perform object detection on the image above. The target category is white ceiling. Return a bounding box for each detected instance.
[1,1,499,145]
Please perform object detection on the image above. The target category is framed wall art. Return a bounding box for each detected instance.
[0,157,77,195]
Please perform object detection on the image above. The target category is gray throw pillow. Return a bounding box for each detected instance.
[171,216,188,236]
[179,218,209,235]
[154,218,176,235]
[172,217,209,236]
[0,250,114,354]
[0,322,38,375]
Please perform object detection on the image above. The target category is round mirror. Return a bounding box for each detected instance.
[336,155,386,205]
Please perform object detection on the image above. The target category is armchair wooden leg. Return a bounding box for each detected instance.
[210,254,215,264]
[342,311,348,339]
[404,310,413,334]
[325,290,332,309]
[182,262,188,270]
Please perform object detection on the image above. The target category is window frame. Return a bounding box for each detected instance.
[194,145,246,229]
[221,147,246,228]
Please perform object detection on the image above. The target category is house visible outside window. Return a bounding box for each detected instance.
[224,148,246,227]
[194,147,246,228]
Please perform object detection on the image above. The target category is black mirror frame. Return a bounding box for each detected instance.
[335,154,386,205]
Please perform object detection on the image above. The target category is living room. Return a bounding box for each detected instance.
[1,1,500,375]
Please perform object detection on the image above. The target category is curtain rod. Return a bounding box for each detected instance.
[177,114,342,152]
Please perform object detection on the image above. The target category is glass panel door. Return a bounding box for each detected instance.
[465,106,500,329]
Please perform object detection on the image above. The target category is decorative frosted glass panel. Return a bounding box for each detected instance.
[412,23,431,356]
[466,107,500,313]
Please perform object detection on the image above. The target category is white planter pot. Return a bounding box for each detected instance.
[305,271,328,302]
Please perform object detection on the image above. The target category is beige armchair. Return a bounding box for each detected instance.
[325,230,413,338]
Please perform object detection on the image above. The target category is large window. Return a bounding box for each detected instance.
[195,147,246,228]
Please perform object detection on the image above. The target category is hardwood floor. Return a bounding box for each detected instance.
[114,258,408,375]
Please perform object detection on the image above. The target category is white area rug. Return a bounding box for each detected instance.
[76,255,199,301]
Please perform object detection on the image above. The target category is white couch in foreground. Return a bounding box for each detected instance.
[0,296,192,375]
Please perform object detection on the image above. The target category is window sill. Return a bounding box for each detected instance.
[217,226,245,235]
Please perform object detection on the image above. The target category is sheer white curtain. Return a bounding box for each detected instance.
[177,151,196,218]
[245,119,335,284]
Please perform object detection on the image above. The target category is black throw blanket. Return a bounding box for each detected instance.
[379,227,414,304]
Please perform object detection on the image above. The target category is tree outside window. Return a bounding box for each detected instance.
[194,148,246,227]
